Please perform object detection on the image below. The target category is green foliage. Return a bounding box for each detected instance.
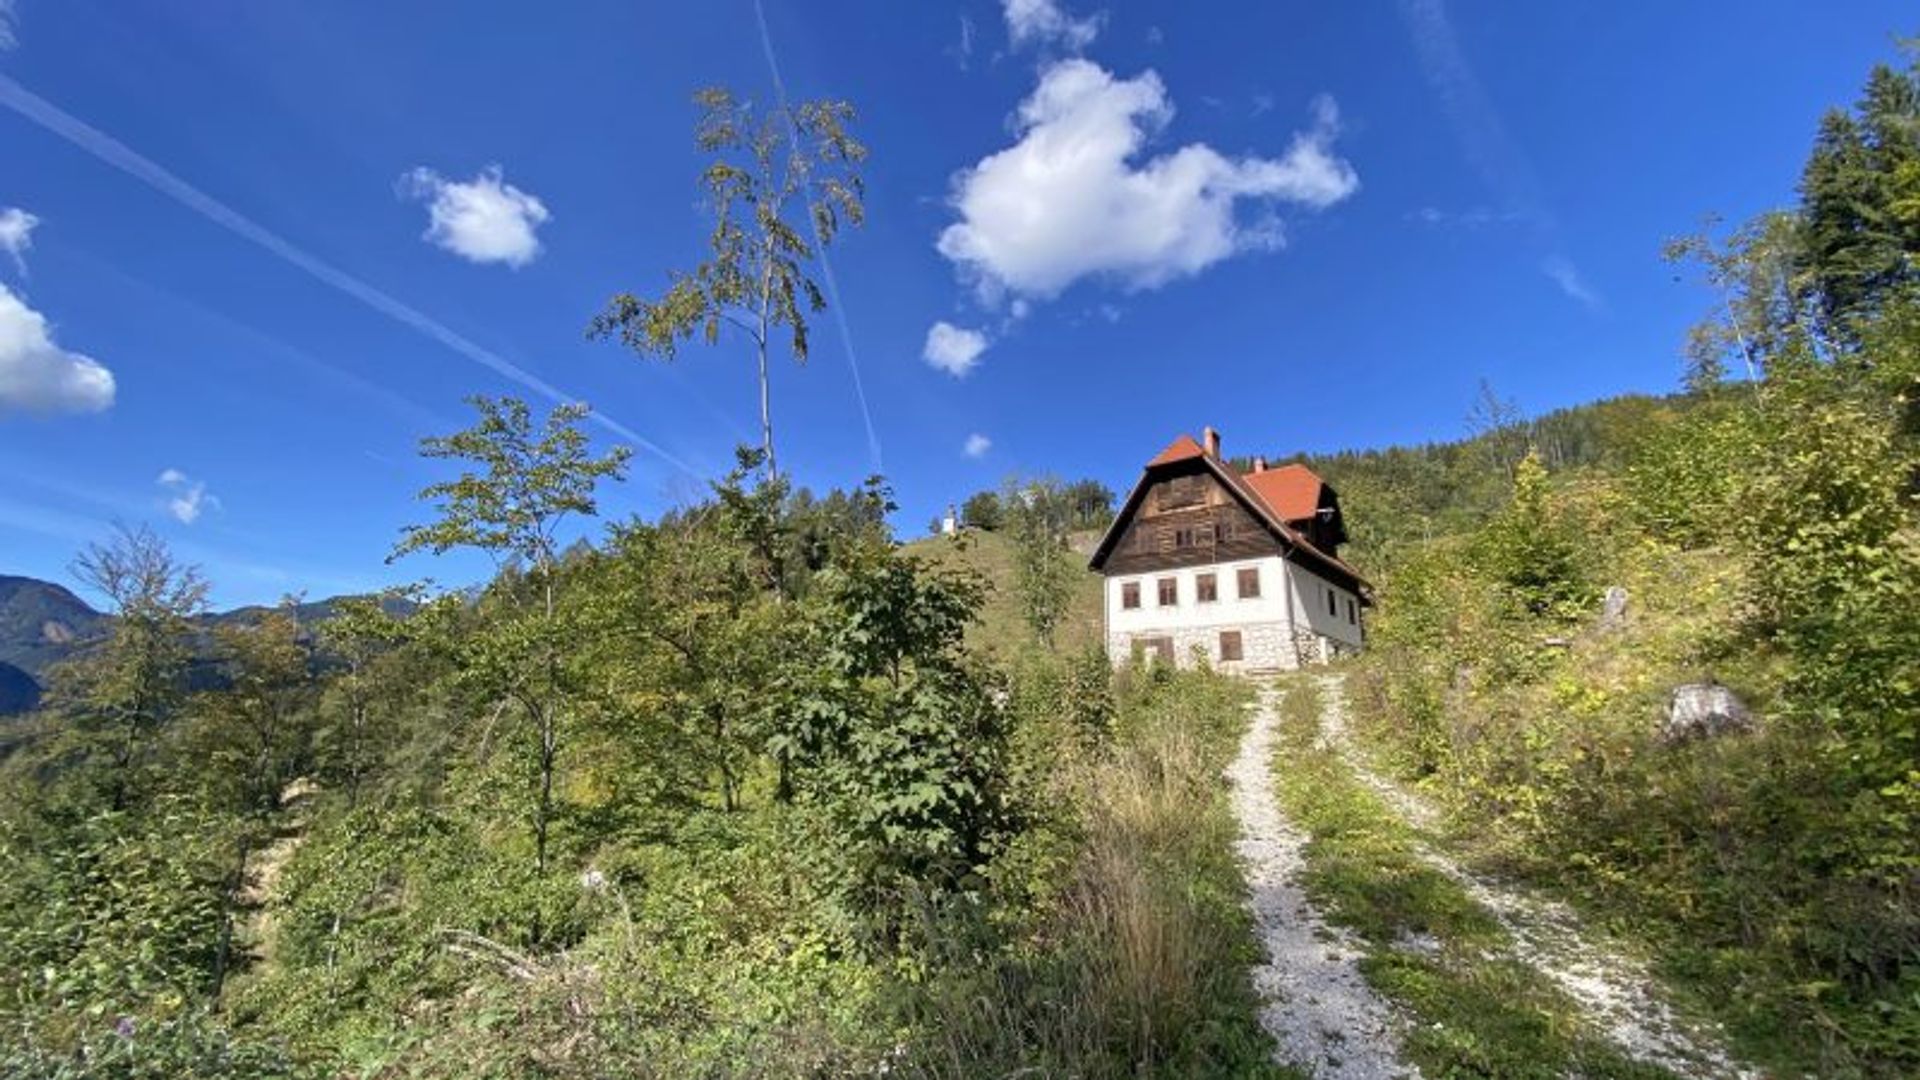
[1473,450,1591,619]
[1797,54,1920,338]
[1003,478,1080,649]
[44,524,210,809]
[590,85,867,477]
[956,478,1115,535]
[391,396,630,917]
[960,489,1003,530]
[392,395,631,570]
[780,540,1008,909]
[1267,393,1682,570]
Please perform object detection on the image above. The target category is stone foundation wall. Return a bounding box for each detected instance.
[1110,620,1350,675]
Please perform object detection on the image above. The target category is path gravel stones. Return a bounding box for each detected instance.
[1227,685,1420,1079]
[1311,674,1756,1080]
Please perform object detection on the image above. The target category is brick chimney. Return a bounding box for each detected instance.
[1203,426,1220,458]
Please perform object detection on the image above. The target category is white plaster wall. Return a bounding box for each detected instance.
[1283,561,1365,649]
[1102,554,1365,670]
[1104,556,1297,672]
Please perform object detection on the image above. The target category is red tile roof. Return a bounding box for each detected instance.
[1146,433,1207,466]
[1240,463,1324,522]
[1087,431,1367,592]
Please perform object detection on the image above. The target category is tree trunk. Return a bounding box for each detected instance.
[536,707,555,877]
[757,251,778,478]
[712,703,736,812]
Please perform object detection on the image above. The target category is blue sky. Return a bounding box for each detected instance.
[0,0,1909,607]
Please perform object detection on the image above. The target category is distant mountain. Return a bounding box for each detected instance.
[0,575,109,682]
[0,661,40,715]
[0,576,410,716]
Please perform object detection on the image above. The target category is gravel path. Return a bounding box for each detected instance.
[1228,684,1420,1079]
[1311,674,1756,1080]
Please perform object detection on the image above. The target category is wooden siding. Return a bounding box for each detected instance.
[1102,466,1286,575]
[1297,487,1348,555]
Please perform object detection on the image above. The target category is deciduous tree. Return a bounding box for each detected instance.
[53,523,210,809]
[391,396,630,915]
[591,86,866,478]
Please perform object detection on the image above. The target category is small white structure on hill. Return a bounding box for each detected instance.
[1088,426,1368,673]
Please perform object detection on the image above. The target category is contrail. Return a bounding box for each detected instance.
[0,73,698,476]
[752,0,884,475]
[1396,0,1600,311]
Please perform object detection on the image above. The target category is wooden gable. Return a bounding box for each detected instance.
[1099,464,1286,576]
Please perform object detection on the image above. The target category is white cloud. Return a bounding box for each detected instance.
[0,207,37,274]
[1004,0,1100,51]
[1542,255,1602,310]
[400,165,550,268]
[0,284,115,415]
[964,433,993,458]
[156,468,219,524]
[923,321,989,377]
[937,61,1358,301]
[0,1,16,51]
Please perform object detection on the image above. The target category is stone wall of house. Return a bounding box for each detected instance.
[1110,619,1333,675]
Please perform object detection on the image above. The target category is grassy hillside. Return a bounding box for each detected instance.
[903,528,1105,660]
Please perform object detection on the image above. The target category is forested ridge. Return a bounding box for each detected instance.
[3,41,1918,1080]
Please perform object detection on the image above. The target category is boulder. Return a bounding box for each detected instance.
[1662,683,1755,743]
[1600,586,1629,630]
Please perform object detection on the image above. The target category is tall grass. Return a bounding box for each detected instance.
[896,669,1299,1079]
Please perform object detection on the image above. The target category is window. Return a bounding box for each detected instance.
[1215,520,1234,543]
[1347,597,1357,624]
[1137,636,1175,666]
[1174,526,1195,548]
[1196,573,1218,602]
[1328,588,1338,617]
[1122,582,1140,610]
[1219,630,1243,662]
[1159,475,1202,510]
[1157,577,1178,607]
[1236,567,1260,599]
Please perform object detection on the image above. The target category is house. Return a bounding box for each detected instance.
[1088,426,1369,672]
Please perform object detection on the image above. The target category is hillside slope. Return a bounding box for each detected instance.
[0,575,107,681]
[902,528,1105,660]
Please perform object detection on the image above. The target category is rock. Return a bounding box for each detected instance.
[1600,586,1630,629]
[1662,683,1754,743]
